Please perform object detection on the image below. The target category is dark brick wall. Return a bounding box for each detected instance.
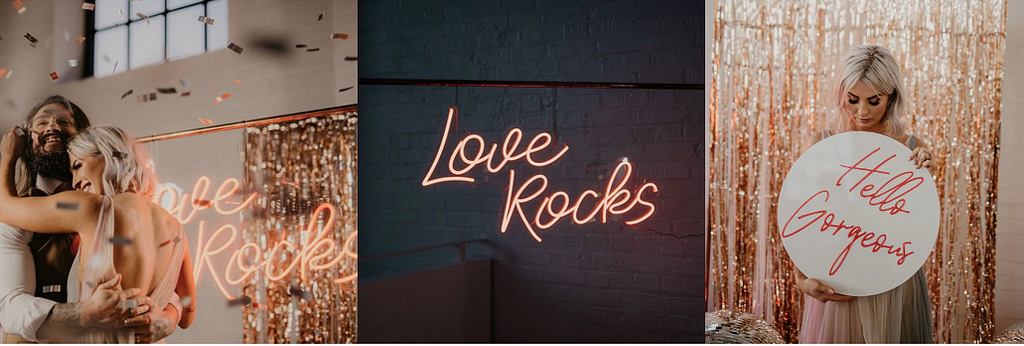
[359,0,703,342]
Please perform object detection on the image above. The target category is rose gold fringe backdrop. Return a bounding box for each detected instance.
[707,0,1005,343]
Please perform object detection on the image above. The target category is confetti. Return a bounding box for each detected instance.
[306,48,320,52]
[82,3,94,10]
[42,285,61,293]
[24,33,38,47]
[0,69,12,79]
[227,42,243,54]
[49,72,59,80]
[118,8,122,15]
[118,299,138,309]
[111,60,118,74]
[250,302,266,310]
[214,92,231,103]
[111,151,128,159]
[13,0,25,14]
[233,79,242,84]
[88,256,104,270]
[338,86,354,92]
[288,286,313,301]
[197,15,214,25]
[74,35,86,43]
[102,55,111,63]
[180,78,190,87]
[67,59,79,68]
[121,89,134,100]
[344,56,357,61]
[280,179,300,188]
[181,91,191,97]
[136,13,150,25]
[109,236,132,245]
[331,33,349,40]
[56,202,79,210]
[193,199,212,207]
[148,92,157,101]
[156,87,177,94]
[317,12,324,21]
[180,296,192,307]
[173,236,182,244]
[295,44,308,48]
[313,330,322,335]
[199,118,213,125]
[14,128,24,137]
[137,95,149,103]
[227,296,251,306]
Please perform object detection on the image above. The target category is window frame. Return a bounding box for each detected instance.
[84,0,218,78]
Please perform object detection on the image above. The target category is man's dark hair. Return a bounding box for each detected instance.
[22,95,91,131]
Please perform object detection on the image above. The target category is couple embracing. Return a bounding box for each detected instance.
[0,96,196,343]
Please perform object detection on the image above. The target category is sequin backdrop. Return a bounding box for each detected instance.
[241,111,358,343]
[707,0,1004,343]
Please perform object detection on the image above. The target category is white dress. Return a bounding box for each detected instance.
[67,196,185,344]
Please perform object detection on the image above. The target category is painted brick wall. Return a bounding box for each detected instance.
[359,0,703,342]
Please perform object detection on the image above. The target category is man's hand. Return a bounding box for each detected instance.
[79,274,147,329]
[1,126,26,162]
[126,299,178,344]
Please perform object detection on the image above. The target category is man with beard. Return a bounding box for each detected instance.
[0,96,184,343]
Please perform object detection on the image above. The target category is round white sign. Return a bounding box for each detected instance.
[777,131,939,297]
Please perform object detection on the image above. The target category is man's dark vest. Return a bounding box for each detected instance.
[27,187,76,304]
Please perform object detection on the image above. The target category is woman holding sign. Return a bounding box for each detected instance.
[794,45,937,343]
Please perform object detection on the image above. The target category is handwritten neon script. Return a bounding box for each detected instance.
[782,148,924,276]
[422,108,659,242]
[152,176,357,300]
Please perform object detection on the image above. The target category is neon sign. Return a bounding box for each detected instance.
[152,177,357,300]
[423,108,659,242]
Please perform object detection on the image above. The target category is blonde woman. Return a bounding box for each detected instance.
[794,45,936,343]
[0,125,196,343]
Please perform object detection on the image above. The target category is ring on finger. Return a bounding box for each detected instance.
[123,318,130,328]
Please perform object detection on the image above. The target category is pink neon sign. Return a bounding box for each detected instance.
[423,107,659,242]
[152,177,357,300]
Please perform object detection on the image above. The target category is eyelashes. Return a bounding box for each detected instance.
[847,99,881,106]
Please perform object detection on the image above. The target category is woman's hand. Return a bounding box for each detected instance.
[910,147,938,176]
[80,274,148,329]
[0,126,26,163]
[796,275,853,303]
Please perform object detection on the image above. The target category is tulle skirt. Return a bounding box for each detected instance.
[799,268,932,343]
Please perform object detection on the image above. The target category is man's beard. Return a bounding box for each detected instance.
[30,146,72,182]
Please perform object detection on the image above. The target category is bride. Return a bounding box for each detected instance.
[0,125,196,343]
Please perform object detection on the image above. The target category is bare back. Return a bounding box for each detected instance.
[107,193,182,296]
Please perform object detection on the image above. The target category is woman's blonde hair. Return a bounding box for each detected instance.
[829,44,907,138]
[67,125,155,197]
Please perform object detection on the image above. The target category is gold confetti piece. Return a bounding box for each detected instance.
[121,89,133,99]
[109,236,132,245]
[82,3,94,10]
[0,69,12,79]
[317,12,324,21]
[41,285,60,293]
[306,48,320,52]
[295,44,307,48]
[280,179,300,188]
[110,151,128,159]
[13,0,25,14]
[233,79,241,84]
[67,59,79,68]
[137,95,147,103]
[338,86,354,92]
[180,296,192,307]
[13,128,23,137]
[331,33,349,40]
[214,92,231,103]
[74,36,86,43]
[181,91,191,97]
[193,199,212,207]
[180,78,190,87]
[198,15,214,25]
[227,42,243,54]
[199,118,213,125]
[148,92,156,100]
[227,296,251,306]
[288,286,313,301]
[344,56,357,61]
[157,87,177,94]
[136,12,150,25]
[49,72,59,80]
[56,202,78,210]
[118,8,122,15]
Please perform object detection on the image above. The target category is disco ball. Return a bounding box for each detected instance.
[993,321,1024,343]
[705,309,785,343]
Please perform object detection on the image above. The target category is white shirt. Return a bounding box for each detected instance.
[0,176,182,342]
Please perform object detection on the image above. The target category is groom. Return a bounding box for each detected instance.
[0,96,183,343]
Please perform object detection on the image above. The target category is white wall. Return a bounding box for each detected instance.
[0,0,357,343]
[995,0,1024,334]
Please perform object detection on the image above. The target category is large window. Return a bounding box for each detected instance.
[89,0,228,78]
